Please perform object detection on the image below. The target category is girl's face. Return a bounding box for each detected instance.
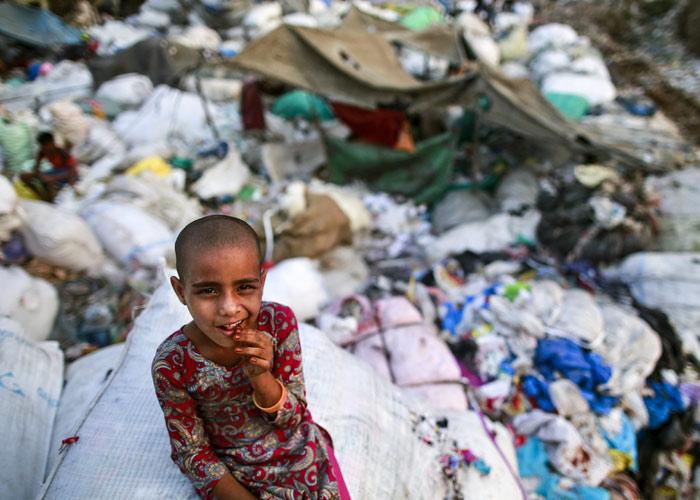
[171,244,266,350]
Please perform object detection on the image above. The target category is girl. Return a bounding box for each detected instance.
[152,215,350,499]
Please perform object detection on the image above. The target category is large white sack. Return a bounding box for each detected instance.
[596,302,661,395]
[263,257,329,322]
[190,149,251,199]
[47,100,89,147]
[80,200,174,268]
[96,74,154,109]
[496,168,539,213]
[0,61,93,114]
[0,318,63,500]
[243,2,283,39]
[457,12,500,66]
[47,344,125,474]
[430,210,540,261]
[0,267,59,342]
[182,76,243,102]
[40,276,523,500]
[112,86,221,148]
[170,25,222,51]
[604,252,700,359]
[0,175,21,241]
[541,72,616,106]
[72,117,127,165]
[18,200,108,274]
[104,174,202,231]
[528,23,579,53]
[645,168,700,251]
[431,189,494,234]
[547,289,605,349]
[530,49,571,82]
[261,139,326,183]
[88,20,152,56]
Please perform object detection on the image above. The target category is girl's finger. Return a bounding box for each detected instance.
[247,357,271,369]
[236,347,271,360]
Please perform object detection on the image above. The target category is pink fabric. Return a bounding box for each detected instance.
[325,442,352,500]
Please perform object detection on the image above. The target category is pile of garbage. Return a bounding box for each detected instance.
[2,1,700,499]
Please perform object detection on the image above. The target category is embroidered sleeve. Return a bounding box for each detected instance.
[152,351,227,499]
[269,305,308,428]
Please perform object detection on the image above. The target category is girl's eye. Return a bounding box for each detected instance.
[239,285,255,292]
[198,288,216,295]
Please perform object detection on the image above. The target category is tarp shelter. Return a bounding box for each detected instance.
[0,3,82,49]
[230,10,642,165]
[88,37,202,88]
[231,26,587,151]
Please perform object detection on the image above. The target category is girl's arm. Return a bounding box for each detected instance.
[212,473,256,500]
[266,304,308,428]
[152,356,229,498]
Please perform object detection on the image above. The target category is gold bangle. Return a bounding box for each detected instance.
[252,379,287,414]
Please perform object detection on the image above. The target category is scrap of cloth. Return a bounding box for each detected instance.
[152,302,342,499]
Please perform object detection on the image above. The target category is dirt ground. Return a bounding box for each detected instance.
[533,0,700,147]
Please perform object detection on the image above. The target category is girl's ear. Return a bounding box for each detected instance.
[259,267,268,291]
[170,276,187,305]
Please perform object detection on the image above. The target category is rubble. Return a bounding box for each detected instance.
[1,1,699,498]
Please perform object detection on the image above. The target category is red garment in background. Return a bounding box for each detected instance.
[241,78,266,131]
[331,102,406,148]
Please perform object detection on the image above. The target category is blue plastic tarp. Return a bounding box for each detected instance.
[0,3,82,49]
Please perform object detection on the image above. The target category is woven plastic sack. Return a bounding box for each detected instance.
[47,100,89,147]
[71,117,126,165]
[541,72,616,106]
[190,149,251,199]
[645,168,700,251]
[80,200,174,268]
[0,266,58,342]
[263,257,329,322]
[96,74,154,109]
[47,344,125,474]
[0,118,33,173]
[596,302,661,395]
[40,276,523,499]
[604,252,700,359]
[0,175,21,241]
[547,289,605,349]
[18,199,107,274]
[104,174,202,231]
[0,318,63,500]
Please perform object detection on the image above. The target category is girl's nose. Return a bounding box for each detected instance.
[218,291,241,316]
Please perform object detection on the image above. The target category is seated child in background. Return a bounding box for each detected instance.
[152,215,350,500]
[20,131,78,201]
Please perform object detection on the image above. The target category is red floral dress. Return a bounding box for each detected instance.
[152,302,340,499]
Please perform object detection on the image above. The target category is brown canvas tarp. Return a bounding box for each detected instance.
[230,18,642,164]
[232,25,582,141]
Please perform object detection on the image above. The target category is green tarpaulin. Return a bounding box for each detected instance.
[400,7,443,31]
[271,90,335,121]
[544,92,589,121]
[326,132,454,204]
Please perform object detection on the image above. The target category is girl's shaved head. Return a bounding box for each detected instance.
[175,215,262,281]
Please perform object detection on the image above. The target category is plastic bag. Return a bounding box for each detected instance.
[96,74,154,109]
[0,267,59,342]
[18,199,107,274]
[80,200,173,268]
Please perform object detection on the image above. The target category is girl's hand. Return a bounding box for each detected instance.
[235,329,274,378]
